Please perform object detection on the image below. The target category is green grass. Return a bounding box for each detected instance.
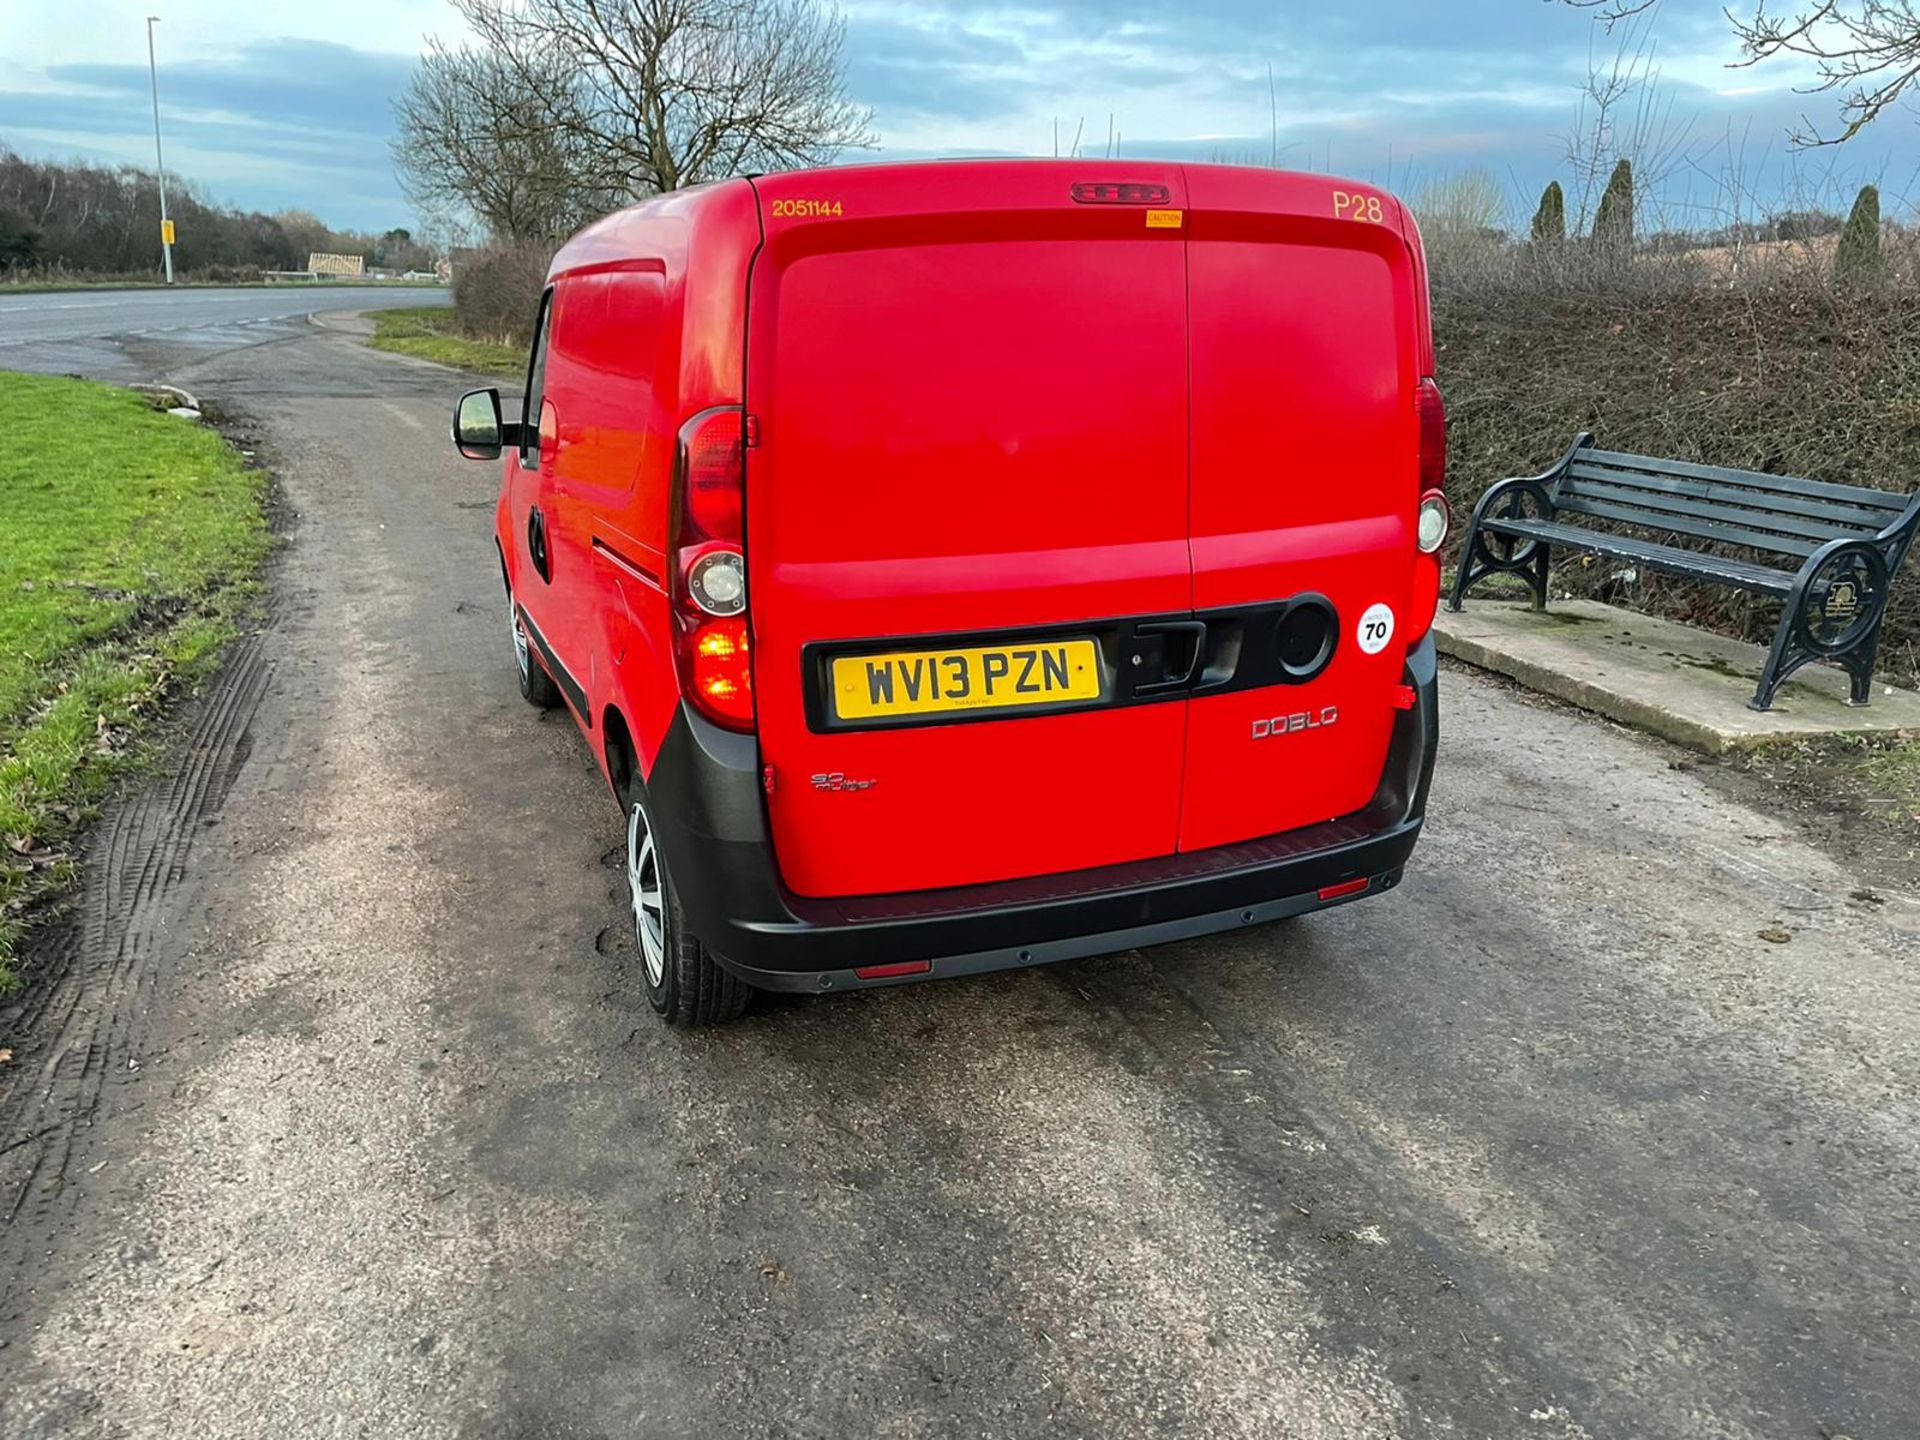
[1864,739,1920,818]
[0,373,269,986]
[367,306,525,376]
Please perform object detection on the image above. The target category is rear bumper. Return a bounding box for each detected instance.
[646,635,1439,993]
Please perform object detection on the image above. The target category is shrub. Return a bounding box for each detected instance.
[0,203,39,268]
[1593,160,1634,255]
[1530,182,1566,246]
[1775,210,1842,243]
[451,241,556,347]
[1834,185,1882,281]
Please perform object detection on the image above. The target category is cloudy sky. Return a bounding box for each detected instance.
[0,0,1912,234]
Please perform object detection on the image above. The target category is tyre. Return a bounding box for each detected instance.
[509,594,562,709]
[626,791,753,1028]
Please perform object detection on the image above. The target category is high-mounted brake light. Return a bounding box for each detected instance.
[1416,376,1447,493]
[672,407,755,731]
[1070,181,1171,205]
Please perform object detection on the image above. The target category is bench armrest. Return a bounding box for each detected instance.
[1466,431,1591,527]
[1874,489,1920,560]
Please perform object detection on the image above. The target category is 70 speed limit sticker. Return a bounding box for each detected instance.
[1356,603,1395,655]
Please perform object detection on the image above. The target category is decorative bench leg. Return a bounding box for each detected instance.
[1445,524,1483,612]
[1753,541,1892,711]
[1751,613,1801,712]
[1447,528,1553,613]
[1448,479,1558,614]
[1750,599,1884,711]
[1840,620,1882,707]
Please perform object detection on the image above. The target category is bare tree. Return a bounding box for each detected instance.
[393,41,611,241]
[1727,1,1920,144]
[1562,0,1919,147]
[448,0,875,203]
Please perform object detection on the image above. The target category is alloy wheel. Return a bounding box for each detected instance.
[627,800,666,987]
[510,597,531,680]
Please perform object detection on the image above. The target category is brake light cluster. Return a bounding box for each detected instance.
[1415,377,1449,555]
[672,407,755,730]
[1406,376,1450,648]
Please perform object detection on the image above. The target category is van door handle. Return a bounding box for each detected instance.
[1132,620,1207,695]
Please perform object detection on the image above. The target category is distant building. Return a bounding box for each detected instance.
[307,252,365,277]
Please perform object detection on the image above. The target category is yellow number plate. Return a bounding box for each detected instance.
[830,638,1102,723]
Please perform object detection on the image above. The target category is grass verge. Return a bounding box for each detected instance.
[367,306,525,376]
[0,373,269,987]
[1709,730,1920,891]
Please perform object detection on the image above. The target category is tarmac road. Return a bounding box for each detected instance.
[0,284,447,380]
[2,313,1919,1439]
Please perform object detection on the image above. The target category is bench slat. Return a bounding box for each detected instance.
[1479,518,1797,594]
[1552,494,1820,559]
[1579,447,1909,513]
[1567,462,1901,531]
[1563,473,1883,545]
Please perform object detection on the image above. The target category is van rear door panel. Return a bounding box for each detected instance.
[746,165,1192,898]
[1178,171,1421,853]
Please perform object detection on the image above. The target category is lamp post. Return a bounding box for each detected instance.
[146,15,174,285]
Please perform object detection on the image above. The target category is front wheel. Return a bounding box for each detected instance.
[627,795,752,1028]
[509,594,561,709]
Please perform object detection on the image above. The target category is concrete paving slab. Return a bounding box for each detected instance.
[1433,597,1920,752]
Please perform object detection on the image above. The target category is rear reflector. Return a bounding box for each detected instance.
[854,960,932,981]
[1317,878,1370,902]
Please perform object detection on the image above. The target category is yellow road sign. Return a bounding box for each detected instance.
[160,219,175,245]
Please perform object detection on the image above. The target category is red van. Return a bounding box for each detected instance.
[452,161,1446,1027]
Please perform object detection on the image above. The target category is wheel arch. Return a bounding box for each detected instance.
[602,704,640,809]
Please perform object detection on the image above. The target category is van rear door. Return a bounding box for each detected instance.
[745,164,1193,898]
[1176,168,1423,852]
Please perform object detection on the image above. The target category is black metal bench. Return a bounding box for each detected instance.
[1447,434,1920,710]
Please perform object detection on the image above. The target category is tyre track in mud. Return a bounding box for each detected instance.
[0,603,275,1280]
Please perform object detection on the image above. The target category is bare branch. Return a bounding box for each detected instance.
[1726,0,1920,145]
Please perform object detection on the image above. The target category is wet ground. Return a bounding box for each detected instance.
[0,283,446,382]
[2,312,1917,1439]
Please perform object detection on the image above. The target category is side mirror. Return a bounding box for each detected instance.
[453,388,522,460]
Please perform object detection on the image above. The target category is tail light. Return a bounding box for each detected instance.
[1416,376,1447,492]
[1405,377,1450,647]
[672,407,755,730]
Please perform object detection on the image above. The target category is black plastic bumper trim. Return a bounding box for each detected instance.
[641,633,1440,985]
[730,863,1406,993]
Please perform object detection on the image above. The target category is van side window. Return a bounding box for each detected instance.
[521,289,554,462]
